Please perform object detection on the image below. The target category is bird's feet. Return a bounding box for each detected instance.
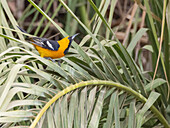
[44,57,56,62]
[44,57,61,66]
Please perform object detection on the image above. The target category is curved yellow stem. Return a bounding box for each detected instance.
[30,80,169,128]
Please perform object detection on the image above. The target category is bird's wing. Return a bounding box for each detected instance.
[31,37,60,51]
[17,26,60,51]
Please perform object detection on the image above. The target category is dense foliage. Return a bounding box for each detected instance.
[0,0,169,127]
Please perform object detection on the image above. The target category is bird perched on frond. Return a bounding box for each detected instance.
[17,26,79,65]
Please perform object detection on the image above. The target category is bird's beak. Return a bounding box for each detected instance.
[71,33,79,40]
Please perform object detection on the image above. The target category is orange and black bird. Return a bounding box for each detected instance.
[17,26,79,65]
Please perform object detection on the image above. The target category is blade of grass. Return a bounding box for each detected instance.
[54,100,62,128]
[87,87,97,118]
[0,64,25,109]
[68,90,78,128]
[63,65,89,81]
[0,84,52,112]
[1,10,17,47]
[165,0,170,83]
[106,0,117,39]
[88,87,106,128]
[27,0,48,33]
[0,110,34,117]
[47,108,55,128]
[27,0,66,36]
[144,0,169,87]
[136,91,160,128]
[34,0,54,36]
[40,3,62,37]
[128,100,136,128]
[114,91,120,128]
[6,100,44,110]
[65,0,78,33]
[90,0,110,47]
[60,95,68,128]
[127,28,148,54]
[62,58,93,80]
[79,87,87,128]
[144,78,167,92]
[103,92,117,128]
[0,117,30,123]
[1,0,24,40]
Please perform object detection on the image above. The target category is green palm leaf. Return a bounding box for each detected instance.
[0,0,169,128]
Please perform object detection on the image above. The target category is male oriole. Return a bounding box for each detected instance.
[17,26,79,64]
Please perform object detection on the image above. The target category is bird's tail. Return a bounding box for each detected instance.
[17,26,28,33]
[17,26,33,41]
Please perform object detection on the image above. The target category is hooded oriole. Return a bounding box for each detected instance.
[17,26,78,64]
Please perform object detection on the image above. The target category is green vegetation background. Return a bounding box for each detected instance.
[0,0,169,127]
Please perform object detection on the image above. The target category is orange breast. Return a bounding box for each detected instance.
[32,36,70,59]
[33,44,64,59]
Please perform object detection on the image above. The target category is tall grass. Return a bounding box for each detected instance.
[0,0,169,127]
